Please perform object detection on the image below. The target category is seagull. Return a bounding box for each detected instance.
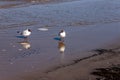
[18,29,32,38]
[59,30,66,41]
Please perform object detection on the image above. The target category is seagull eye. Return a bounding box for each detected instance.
[28,29,31,32]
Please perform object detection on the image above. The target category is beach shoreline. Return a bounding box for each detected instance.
[20,47,120,80]
[0,0,120,80]
[0,0,76,9]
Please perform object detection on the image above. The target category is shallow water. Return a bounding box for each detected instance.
[0,0,120,29]
[0,0,120,80]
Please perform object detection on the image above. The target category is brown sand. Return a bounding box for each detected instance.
[21,48,120,80]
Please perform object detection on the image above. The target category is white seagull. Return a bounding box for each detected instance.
[59,30,66,41]
[21,29,32,38]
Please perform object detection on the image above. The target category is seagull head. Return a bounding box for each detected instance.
[28,29,32,32]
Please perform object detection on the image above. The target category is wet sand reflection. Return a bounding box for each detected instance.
[58,41,65,53]
[18,38,31,49]
[58,41,66,64]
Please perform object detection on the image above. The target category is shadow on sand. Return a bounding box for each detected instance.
[54,37,61,41]
[16,36,26,39]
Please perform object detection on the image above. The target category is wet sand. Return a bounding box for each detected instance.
[0,0,120,80]
[21,48,120,80]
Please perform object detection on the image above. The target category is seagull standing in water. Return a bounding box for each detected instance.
[59,30,66,41]
[22,29,32,38]
[17,29,32,38]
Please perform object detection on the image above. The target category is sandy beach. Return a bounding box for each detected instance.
[21,48,120,80]
[0,0,120,80]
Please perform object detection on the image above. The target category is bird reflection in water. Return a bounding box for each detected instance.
[18,39,31,49]
[58,41,66,64]
[58,41,65,53]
